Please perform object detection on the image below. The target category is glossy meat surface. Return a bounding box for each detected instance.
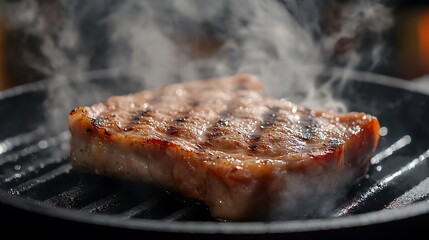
[69,75,380,220]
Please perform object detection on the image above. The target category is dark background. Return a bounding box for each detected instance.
[0,1,428,238]
[1,0,429,90]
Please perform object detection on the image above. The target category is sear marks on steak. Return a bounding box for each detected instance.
[69,75,380,220]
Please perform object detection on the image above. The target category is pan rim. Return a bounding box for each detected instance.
[0,66,428,101]
[0,190,428,234]
[0,67,428,234]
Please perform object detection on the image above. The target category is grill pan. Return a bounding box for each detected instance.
[0,69,428,238]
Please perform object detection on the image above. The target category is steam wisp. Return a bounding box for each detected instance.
[0,0,393,220]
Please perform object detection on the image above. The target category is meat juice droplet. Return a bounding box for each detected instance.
[379,127,388,136]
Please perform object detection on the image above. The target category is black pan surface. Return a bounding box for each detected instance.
[0,69,428,238]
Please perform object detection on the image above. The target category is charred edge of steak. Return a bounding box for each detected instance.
[70,107,78,115]
[124,92,167,130]
[297,108,318,141]
[122,109,151,131]
[166,116,189,136]
[207,111,232,141]
[132,109,151,123]
[249,107,279,151]
[165,95,202,136]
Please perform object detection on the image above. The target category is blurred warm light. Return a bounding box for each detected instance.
[419,11,429,70]
[397,8,429,79]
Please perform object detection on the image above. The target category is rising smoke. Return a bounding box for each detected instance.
[0,0,393,219]
[1,0,393,109]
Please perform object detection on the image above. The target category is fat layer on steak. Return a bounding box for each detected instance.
[69,75,380,220]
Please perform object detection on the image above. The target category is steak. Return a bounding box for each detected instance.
[69,75,380,220]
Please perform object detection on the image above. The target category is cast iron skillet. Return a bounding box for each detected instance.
[0,68,428,238]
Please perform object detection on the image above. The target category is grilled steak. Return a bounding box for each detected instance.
[69,75,380,220]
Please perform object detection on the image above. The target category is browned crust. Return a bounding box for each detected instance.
[68,75,380,220]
